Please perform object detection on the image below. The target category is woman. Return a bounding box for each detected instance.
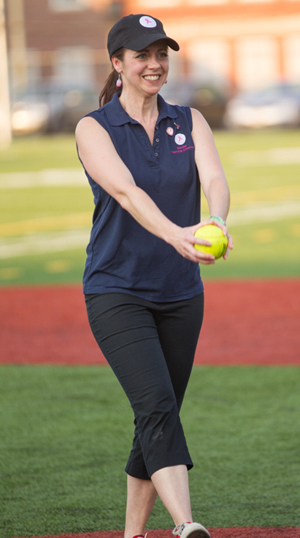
[76,13,233,538]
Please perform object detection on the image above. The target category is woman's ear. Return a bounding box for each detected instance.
[111,56,122,74]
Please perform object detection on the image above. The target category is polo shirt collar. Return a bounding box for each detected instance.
[104,92,178,126]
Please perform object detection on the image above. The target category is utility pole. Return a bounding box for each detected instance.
[0,0,11,147]
[5,0,27,96]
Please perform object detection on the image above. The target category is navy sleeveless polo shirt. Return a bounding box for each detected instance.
[81,92,203,302]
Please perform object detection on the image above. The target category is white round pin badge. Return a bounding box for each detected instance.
[139,16,157,28]
[166,127,174,136]
[175,133,186,145]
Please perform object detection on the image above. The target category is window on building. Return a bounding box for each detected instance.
[237,0,274,4]
[135,0,181,6]
[49,0,86,11]
[284,35,300,81]
[54,47,94,84]
[189,0,227,5]
[188,39,230,88]
[26,49,42,87]
[235,37,279,90]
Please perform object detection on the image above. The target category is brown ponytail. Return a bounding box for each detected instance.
[99,49,125,107]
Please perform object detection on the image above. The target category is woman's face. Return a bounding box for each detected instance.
[113,40,169,97]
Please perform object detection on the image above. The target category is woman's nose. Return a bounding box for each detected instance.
[148,55,160,68]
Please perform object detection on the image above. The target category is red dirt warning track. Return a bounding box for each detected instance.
[1,279,299,365]
[2,280,300,538]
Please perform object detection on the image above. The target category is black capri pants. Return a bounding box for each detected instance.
[85,292,204,480]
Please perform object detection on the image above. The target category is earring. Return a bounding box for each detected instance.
[116,74,122,88]
[164,80,168,84]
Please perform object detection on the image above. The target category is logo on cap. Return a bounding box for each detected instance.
[139,16,157,28]
[175,133,186,146]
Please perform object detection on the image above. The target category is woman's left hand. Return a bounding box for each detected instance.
[196,218,233,260]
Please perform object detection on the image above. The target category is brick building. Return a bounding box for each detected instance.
[4,0,122,97]
[122,0,300,93]
[4,0,300,97]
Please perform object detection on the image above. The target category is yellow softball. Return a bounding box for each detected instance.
[194,224,228,260]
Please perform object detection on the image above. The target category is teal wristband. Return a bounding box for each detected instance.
[210,215,226,225]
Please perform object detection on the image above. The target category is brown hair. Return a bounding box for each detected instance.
[99,49,125,107]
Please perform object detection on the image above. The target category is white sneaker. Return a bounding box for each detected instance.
[173,521,211,538]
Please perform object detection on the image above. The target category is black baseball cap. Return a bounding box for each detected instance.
[107,14,180,58]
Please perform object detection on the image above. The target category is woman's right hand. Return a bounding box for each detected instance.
[169,220,232,265]
[168,222,216,265]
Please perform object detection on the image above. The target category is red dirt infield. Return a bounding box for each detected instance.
[1,278,299,366]
[2,279,300,538]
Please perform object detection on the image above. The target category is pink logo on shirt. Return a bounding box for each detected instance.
[175,133,186,145]
[171,145,195,154]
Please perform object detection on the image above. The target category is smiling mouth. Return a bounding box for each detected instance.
[143,75,160,81]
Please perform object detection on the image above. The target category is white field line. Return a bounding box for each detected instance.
[1,201,300,260]
[227,200,300,226]
[0,168,87,188]
[0,146,299,189]
[0,229,90,259]
[0,145,299,189]
[232,147,300,167]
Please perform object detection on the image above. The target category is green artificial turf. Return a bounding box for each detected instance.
[1,365,300,537]
[0,135,78,173]
[1,130,300,286]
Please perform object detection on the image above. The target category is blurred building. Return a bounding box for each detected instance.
[3,0,300,98]
[4,0,123,98]
[122,0,300,93]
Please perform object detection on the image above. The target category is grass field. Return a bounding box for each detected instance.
[1,365,300,538]
[0,129,299,286]
[0,130,299,538]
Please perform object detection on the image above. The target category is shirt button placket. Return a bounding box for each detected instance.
[154,135,159,158]
[154,124,160,159]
